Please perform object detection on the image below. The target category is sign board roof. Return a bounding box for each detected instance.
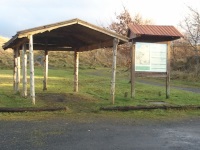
[128,24,183,42]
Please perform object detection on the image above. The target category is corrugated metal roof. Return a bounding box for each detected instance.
[128,24,183,42]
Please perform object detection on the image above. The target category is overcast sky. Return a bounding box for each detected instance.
[0,0,199,38]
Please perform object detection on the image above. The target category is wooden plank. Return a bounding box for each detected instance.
[43,50,48,91]
[111,38,119,104]
[74,51,79,92]
[13,38,28,49]
[25,44,73,51]
[13,49,17,92]
[78,20,128,42]
[18,20,77,38]
[131,42,135,98]
[78,40,112,52]
[22,44,27,97]
[135,72,167,78]
[29,35,35,104]
[166,41,171,99]
[16,19,128,43]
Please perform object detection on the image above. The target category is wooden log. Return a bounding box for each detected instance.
[100,105,200,111]
[166,42,171,99]
[0,107,67,113]
[13,49,17,92]
[74,50,79,92]
[43,50,48,91]
[29,35,35,104]
[111,38,119,104]
[131,42,135,98]
[22,44,27,97]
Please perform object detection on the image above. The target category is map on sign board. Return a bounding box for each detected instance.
[135,42,167,72]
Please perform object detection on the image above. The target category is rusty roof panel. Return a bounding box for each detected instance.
[128,24,183,42]
[128,24,183,36]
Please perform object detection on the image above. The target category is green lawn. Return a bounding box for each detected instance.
[0,67,200,120]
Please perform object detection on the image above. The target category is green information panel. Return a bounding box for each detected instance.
[135,42,167,72]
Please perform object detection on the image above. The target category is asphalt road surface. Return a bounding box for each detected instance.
[0,117,200,150]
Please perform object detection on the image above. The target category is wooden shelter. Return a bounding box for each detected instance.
[3,18,128,104]
[128,24,183,98]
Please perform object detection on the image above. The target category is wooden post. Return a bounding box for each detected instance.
[29,35,35,104]
[16,47,20,93]
[131,42,136,98]
[13,49,17,92]
[111,38,119,104]
[166,42,171,99]
[43,50,48,91]
[74,50,79,92]
[22,43,27,97]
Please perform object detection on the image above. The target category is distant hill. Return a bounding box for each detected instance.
[0,36,9,50]
[0,36,13,68]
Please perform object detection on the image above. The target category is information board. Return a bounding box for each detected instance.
[135,42,167,72]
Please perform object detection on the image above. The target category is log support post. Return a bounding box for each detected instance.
[29,35,35,104]
[74,50,79,92]
[166,42,171,99]
[131,42,136,98]
[111,38,119,104]
[43,50,48,91]
[16,47,20,93]
[22,43,27,97]
[13,49,17,92]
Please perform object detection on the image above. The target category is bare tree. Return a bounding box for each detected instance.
[180,6,200,67]
[108,7,152,36]
[107,7,152,67]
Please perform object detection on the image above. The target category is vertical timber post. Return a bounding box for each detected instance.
[74,50,79,92]
[13,49,17,92]
[166,41,171,99]
[111,38,119,104]
[131,42,136,98]
[16,47,20,93]
[29,35,35,104]
[22,43,27,97]
[43,50,48,91]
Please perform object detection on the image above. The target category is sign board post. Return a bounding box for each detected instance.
[166,42,171,98]
[131,42,135,98]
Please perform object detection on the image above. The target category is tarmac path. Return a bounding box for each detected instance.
[137,79,200,94]
[0,118,200,150]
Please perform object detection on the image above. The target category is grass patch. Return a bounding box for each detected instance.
[0,67,200,120]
